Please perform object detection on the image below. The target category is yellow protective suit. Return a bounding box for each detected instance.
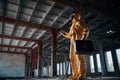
[60,13,89,79]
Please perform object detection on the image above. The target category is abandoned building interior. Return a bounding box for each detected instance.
[0,0,120,80]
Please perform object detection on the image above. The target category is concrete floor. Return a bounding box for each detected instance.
[4,77,120,80]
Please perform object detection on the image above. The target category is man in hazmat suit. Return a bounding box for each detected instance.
[59,13,89,79]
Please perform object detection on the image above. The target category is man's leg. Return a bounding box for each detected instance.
[78,55,86,79]
[69,57,81,79]
[69,44,80,79]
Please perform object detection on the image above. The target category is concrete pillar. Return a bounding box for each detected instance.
[65,60,67,75]
[30,49,35,77]
[97,40,107,76]
[70,62,72,75]
[41,59,44,76]
[59,62,60,75]
[25,54,28,77]
[62,62,64,75]
[47,62,49,76]
[34,47,38,69]
[86,55,91,76]
[50,29,57,76]
[32,47,39,77]
[38,42,43,77]
[66,61,70,75]
[28,54,31,77]
[93,54,98,75]
[111,49,119,75]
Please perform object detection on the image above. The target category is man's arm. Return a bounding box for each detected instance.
[59,30,72,39]
[83,27,89,40]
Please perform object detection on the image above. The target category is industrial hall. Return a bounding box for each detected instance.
[0,0,120,80]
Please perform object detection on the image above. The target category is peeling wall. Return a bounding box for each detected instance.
[0,53,25,77]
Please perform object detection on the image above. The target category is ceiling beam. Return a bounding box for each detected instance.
[0,17,56,31]
[0,50,27,55]
[11,0,22,36]
[39,1,55,24]
[8,0,23,51]
[0,0,6,50]
[36,1,55,44]
[0,0,5,34]
[19,1,40,52]
[0,44,32,50]
[51,0,81,25]
[0,35,40,43]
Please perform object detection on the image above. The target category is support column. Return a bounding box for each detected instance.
[27,54,31,77]
[65,60,67,76]
[33,47,39,77]
[86,55,91,76]
[30,49,35,77]
[47,62,49,76]
[66,61,69,75]
[41,59,44,76]
[70,61,72,75]
[93,54,98,75]
[97,40,107,76]
[34,47,38,69]
[59,62,61,75]
[25,53,28,77]
[111,49,119,75]
[50,29,57,76]
[38,42,43,77]
[62,62,64,75]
